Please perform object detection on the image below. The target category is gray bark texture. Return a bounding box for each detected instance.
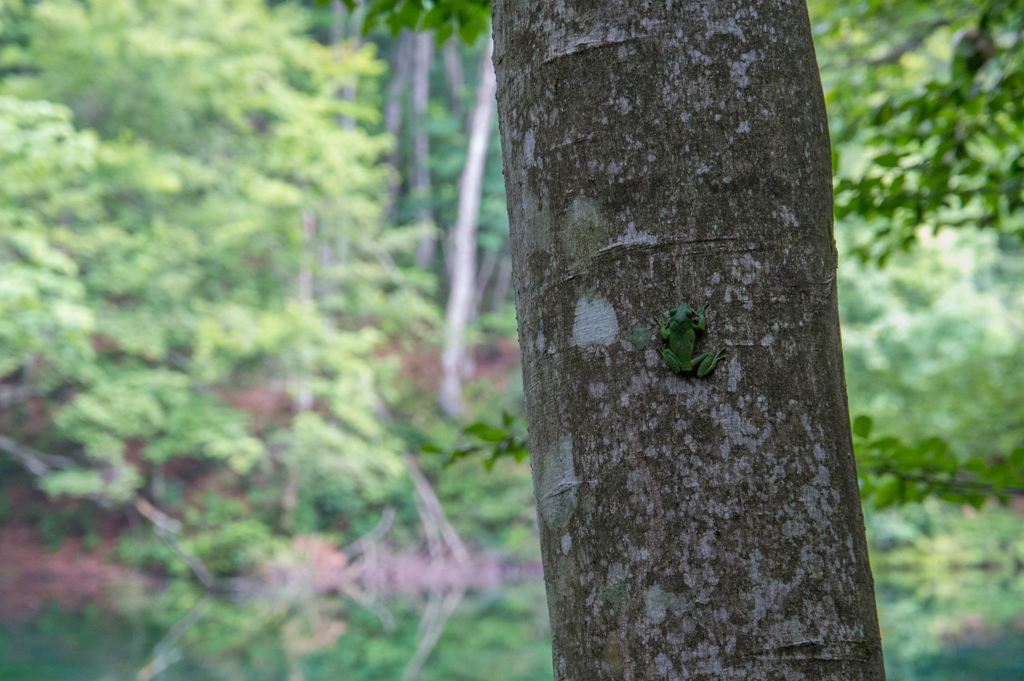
[491,1,886,680]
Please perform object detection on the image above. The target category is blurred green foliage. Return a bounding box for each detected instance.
[815,0,1024,261]
[0,0,440,569]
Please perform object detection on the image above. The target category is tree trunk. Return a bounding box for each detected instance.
[333,0,363,130]
[438,37,497,418]
[384,31,412,224]
[490,253,512,312]
[472,246,498,319]
[283,209,318,531]
[443,40,465,122]
[412,32,437,267]
[491,1,885,679]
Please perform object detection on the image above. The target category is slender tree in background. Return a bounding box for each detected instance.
[438,38,497,417]
[384,31,413,223]
[490,0,886,678]
[282,209,319,532]
[412,32,437,267]
[443,40,465,122]
[332,0,363,130]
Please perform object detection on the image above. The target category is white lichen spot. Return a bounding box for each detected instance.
[588,382,607,398]
[801,414,814,440]
[727,355,741,393]
[655,653,674,677]
[561,533,572,555]
[605,222,658,249]
[708,17,746,41]
[729,51,757,87]
[645,584,680,625]
[572,295,619,347]
[737,120,751,133]
[536,331,546,353]
[778,204,800,228]
[760,334,774,347]
[536,436,579,529]
[523,129,536,167]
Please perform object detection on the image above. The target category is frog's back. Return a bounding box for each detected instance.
[668,317,696,360]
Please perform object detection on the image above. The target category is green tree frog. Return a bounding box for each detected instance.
[658,304,724,377]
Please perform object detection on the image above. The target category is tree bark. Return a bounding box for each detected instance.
[491,1,885,679]
[412,32,437,267]
[438,37,497,417]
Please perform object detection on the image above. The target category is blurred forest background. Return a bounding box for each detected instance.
[1,0,1023,679]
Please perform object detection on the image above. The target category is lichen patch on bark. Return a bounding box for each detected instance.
[572,295,619,348]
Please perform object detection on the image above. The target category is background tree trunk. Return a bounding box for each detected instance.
[443,40,465,122]
[491,1,885,679]
[283,209,318,532]
[438,38,497,417]
[333,0,363,130]
[384,31,412,224]
[412,32,437,267]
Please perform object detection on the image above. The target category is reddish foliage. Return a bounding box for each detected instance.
[0,526,146,621]
[472,338,521,389]
[217,384,293,434]
[20,396,49,439]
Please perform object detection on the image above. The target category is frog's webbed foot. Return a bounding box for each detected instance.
[658,319,671,340]
[694,349,725,377]
[691,305,707,331]
[661,349,684,373]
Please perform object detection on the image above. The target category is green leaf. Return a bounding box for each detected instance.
[464,423,507,443]
[873,478,904,509]
[421,5,447,30]
[874,152,900,168]
[852,415,873,439]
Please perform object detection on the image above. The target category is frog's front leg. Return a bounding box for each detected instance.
[693,349,725,377]
[661,349,686,373]
[659,319,671,341]
[693,306,707,331]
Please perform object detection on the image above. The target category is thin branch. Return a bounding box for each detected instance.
[402,585,464,681]
[135,498,218,589]
[0,383,38,408]
[344,505,396,557]
[868,465,1024,499]
[136,596,210,681]
[0,433,77,477]
[404,454,470,564]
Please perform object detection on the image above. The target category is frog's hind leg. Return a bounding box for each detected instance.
[661,349,685,373]
[694,349,725,377]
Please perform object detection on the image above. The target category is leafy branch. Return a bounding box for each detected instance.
[421,412,528,470]
[852,415,1024,508]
